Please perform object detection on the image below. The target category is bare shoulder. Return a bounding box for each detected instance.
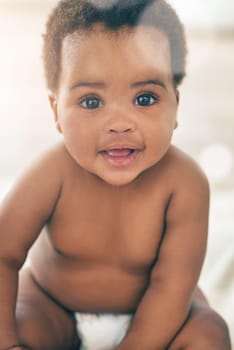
[162,145,210,230]
[41,142,82,174]
[14,142,76,183]
[26,142,73,172]
[165,145,210,195]
[0,143,77,264]
[0,142,76,215]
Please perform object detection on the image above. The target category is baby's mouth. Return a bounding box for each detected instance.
[100,148,141,167]
[104,149,135,157]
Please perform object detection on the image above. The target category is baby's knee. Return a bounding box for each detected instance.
[16,303,62,350]
[204,310,230,346]
[185,311,231,350]
[16,307,47,350]
[170,307,231,350]
[16,302,78,350]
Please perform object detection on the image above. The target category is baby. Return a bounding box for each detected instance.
[0,0,231,349]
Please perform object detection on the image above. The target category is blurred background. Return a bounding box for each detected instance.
[0,0,233,345]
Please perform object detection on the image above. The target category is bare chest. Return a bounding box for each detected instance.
[47,185,168,271]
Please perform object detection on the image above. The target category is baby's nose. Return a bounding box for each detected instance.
[106,114,137,134]
[109,125,133,133]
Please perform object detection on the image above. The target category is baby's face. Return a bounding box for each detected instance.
[51,25,178,186]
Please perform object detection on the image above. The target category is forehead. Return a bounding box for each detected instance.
[60,25,172,85]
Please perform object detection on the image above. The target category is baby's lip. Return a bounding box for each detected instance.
[99,146,143,167]
[101,149,139,158]
[99,143,144,153]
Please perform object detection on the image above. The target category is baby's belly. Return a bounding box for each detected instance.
[29,261,150,313]
[28,227,157,312]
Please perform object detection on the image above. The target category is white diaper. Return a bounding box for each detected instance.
[75,313,132,350]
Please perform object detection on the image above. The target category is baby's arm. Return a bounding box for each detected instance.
[0,146,63,349]
[116,160,210,350]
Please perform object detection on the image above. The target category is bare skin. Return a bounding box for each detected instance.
[0,26,231,350]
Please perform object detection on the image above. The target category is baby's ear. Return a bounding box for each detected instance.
[175,89,180,105]
[48,91,62,133]
[174,90,179,129]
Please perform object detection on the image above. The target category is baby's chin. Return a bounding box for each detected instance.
[80,158,158,187]
[91,168,145,187]
[99,175,137,187]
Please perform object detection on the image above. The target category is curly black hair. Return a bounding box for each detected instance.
[43,0,187,92]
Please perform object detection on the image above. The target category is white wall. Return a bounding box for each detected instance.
[168,0,234,29]
[1,0,234,29]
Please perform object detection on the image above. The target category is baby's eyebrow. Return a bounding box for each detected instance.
[70,81,106,90]
[70,79,166,91]
[131,79,167,90]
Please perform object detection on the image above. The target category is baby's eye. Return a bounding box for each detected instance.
[135,93,159,107]
[80,96,102,109]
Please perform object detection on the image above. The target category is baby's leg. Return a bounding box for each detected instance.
[168,288,231,350]
[16,268,80,350]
